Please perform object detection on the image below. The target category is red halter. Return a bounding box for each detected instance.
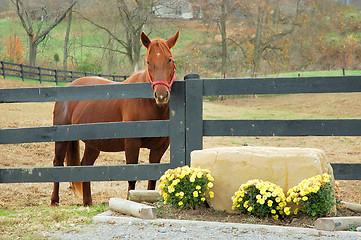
[147,61,176,91]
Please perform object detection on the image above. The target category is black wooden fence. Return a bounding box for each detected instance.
[0,81,186,183]
[1,74,361,184]
[0,61,128,85]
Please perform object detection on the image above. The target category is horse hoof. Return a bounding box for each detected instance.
[50,201,59,207]
[83,201,92,207]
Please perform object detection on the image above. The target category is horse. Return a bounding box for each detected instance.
[51,31,179,206]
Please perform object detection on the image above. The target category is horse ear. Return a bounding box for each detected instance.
[141,32,151,49]
[166,31,179,49]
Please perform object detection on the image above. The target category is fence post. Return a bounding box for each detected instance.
[169,81,186,168]
[54,69,59,85]
[71,71,74,82]
[20,64,24,81]
[38,67,42,84]
[184,74,202,166]
[1,61,5,79]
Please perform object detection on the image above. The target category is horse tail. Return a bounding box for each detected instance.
[66,140,82,199]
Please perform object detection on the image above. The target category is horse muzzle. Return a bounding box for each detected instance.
[154,90,170,106]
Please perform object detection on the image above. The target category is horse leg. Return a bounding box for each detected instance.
[148,138,170,190]
[125,138,141,198]
[51,141,70,206]
[81,145,100,206]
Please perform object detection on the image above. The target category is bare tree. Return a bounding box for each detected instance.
[11,0,77,66]
[77,0,153,72]
[201,0,240,78]
[63,7,74,71]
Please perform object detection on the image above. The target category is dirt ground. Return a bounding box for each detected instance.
[1,77,361,227]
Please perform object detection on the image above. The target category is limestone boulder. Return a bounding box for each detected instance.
[190,146,333,213]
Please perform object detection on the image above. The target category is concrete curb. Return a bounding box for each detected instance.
[92,211,361,239]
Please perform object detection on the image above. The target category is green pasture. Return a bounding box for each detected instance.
[269,70,361,78]
[0,17,203,74]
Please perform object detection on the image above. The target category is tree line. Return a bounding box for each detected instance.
[3,0,361,78]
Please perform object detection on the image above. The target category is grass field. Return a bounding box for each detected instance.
[0,16,207,76]
[269,70,361,78]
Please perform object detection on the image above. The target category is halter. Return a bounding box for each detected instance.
[147,61,176,91]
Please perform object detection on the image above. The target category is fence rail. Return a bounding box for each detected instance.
[0,61,128,84]
[184,75,361,181]
[1,74,361,185]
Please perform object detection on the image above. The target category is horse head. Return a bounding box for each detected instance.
[141,31,179,106]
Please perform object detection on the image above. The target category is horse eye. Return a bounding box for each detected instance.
[168,59,172,63]
[147,61,150,65]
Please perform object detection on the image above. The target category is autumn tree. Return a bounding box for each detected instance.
[11,0,77,66]
[4,33,24,64]
[227,0,305,76]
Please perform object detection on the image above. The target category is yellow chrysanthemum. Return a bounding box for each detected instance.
[209,191,214,198]
[284,207,291,215]
[294,208,299,215]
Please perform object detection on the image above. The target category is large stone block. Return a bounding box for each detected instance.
[190,146,333,213]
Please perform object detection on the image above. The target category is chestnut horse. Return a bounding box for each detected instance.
[51,31,179,206]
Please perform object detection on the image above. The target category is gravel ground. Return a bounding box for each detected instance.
[46,214,361,240]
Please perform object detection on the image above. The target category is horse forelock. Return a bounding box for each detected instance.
[147,39,173,60]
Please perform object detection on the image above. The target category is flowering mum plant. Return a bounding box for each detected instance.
[286,173,339,217]
[158,166,215,209]
[232,179,290,220]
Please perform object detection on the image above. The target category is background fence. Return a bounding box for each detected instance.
[1,74,361,185]
[0,61,128,85]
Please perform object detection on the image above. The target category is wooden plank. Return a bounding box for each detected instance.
[203,119,361,137]
[202,76,361,96]
[0,163,358,183]
[332,163,361,180]
[169,81,186,168]
[128,190,161,203]
[185,75,203,165]
[0,82,154,103]
[342,201,361,212]
[0,120,169,144]
[109,198,157,219]
[0,163,171,183]
[314,217,361,231]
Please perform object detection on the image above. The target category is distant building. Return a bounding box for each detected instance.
[152,0,202,19]
[338,0,361,8]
